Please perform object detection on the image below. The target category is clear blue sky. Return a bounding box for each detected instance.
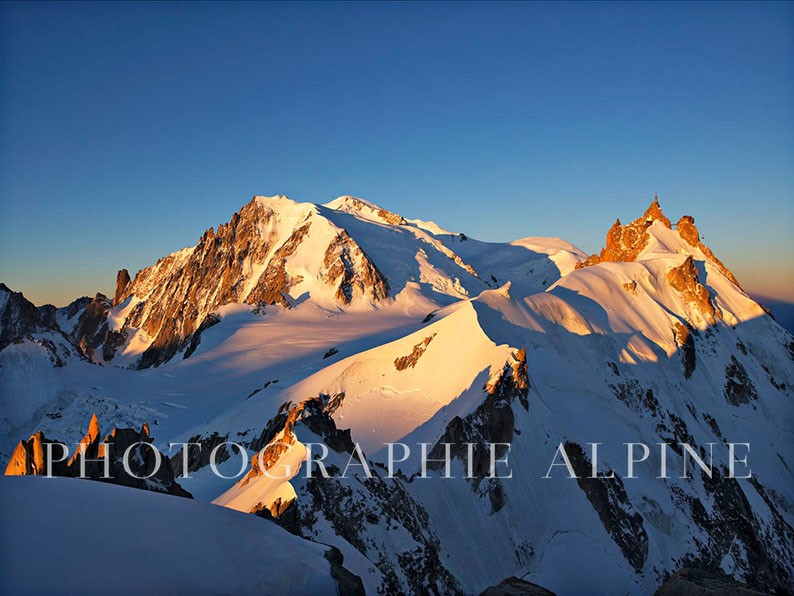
[1,1,792,305]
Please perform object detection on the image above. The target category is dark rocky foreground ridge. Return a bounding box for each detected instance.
[5,413,191,497]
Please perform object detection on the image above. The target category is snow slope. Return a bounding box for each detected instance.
[0,476,336,595]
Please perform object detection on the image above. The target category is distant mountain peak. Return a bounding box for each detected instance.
[577,196,740,288]
[578,196,672,268]
[115,196,393,368]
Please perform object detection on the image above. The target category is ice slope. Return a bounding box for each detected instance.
[265,299,512,451]
[321,200,584,304]
[209,298,512,510]
[404,276,793,593]
[0,301,430,466]
[0,338,65,438]
[415,230,791,592]
[435,233,586,296]
[322,196,585,295]
[0,476,336,596]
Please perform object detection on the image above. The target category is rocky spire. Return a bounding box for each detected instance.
[5,440,32,475]
[69,295,113,360]
[576,196,740,290]
[675,215,740,286]
[667,255,722,326]
[5,414,192,498]
[113,269,131,306]
[4,431,69,476]
[88,412,101,439]
[578,196,671,268]
[0,283,53,350]
[642,194,671,228]
[68,413,101,467]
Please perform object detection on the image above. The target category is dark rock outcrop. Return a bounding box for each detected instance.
[101,423,192,497]
[113,268,131,306]
[675,216,740,287]
[577,197,671,268]
[247,220,312,307]
[479,577,556,596]
[673,322,697,379]
[170,431,231,477]
[678,468,794,593]
[322,230,389,304]
[324,547,366,596]
[723,356,758,406]
[5,414,192,498]
[425,350,529,513]
[655,568,767,595]
[667,257,721,326]
[394,334,436,371]
[183,313,221,359]
[610,379,659,416]
[69,294,113,359]
[0,283,60,350]
[565,442,649,573]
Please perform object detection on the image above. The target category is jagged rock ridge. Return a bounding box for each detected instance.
[577,196,742,291]
[5,413,192,497]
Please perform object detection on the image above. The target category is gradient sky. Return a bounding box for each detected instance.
[1,1,792,306]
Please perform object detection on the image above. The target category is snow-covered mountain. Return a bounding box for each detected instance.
[59,194,584,370]
[1,195,792,595]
